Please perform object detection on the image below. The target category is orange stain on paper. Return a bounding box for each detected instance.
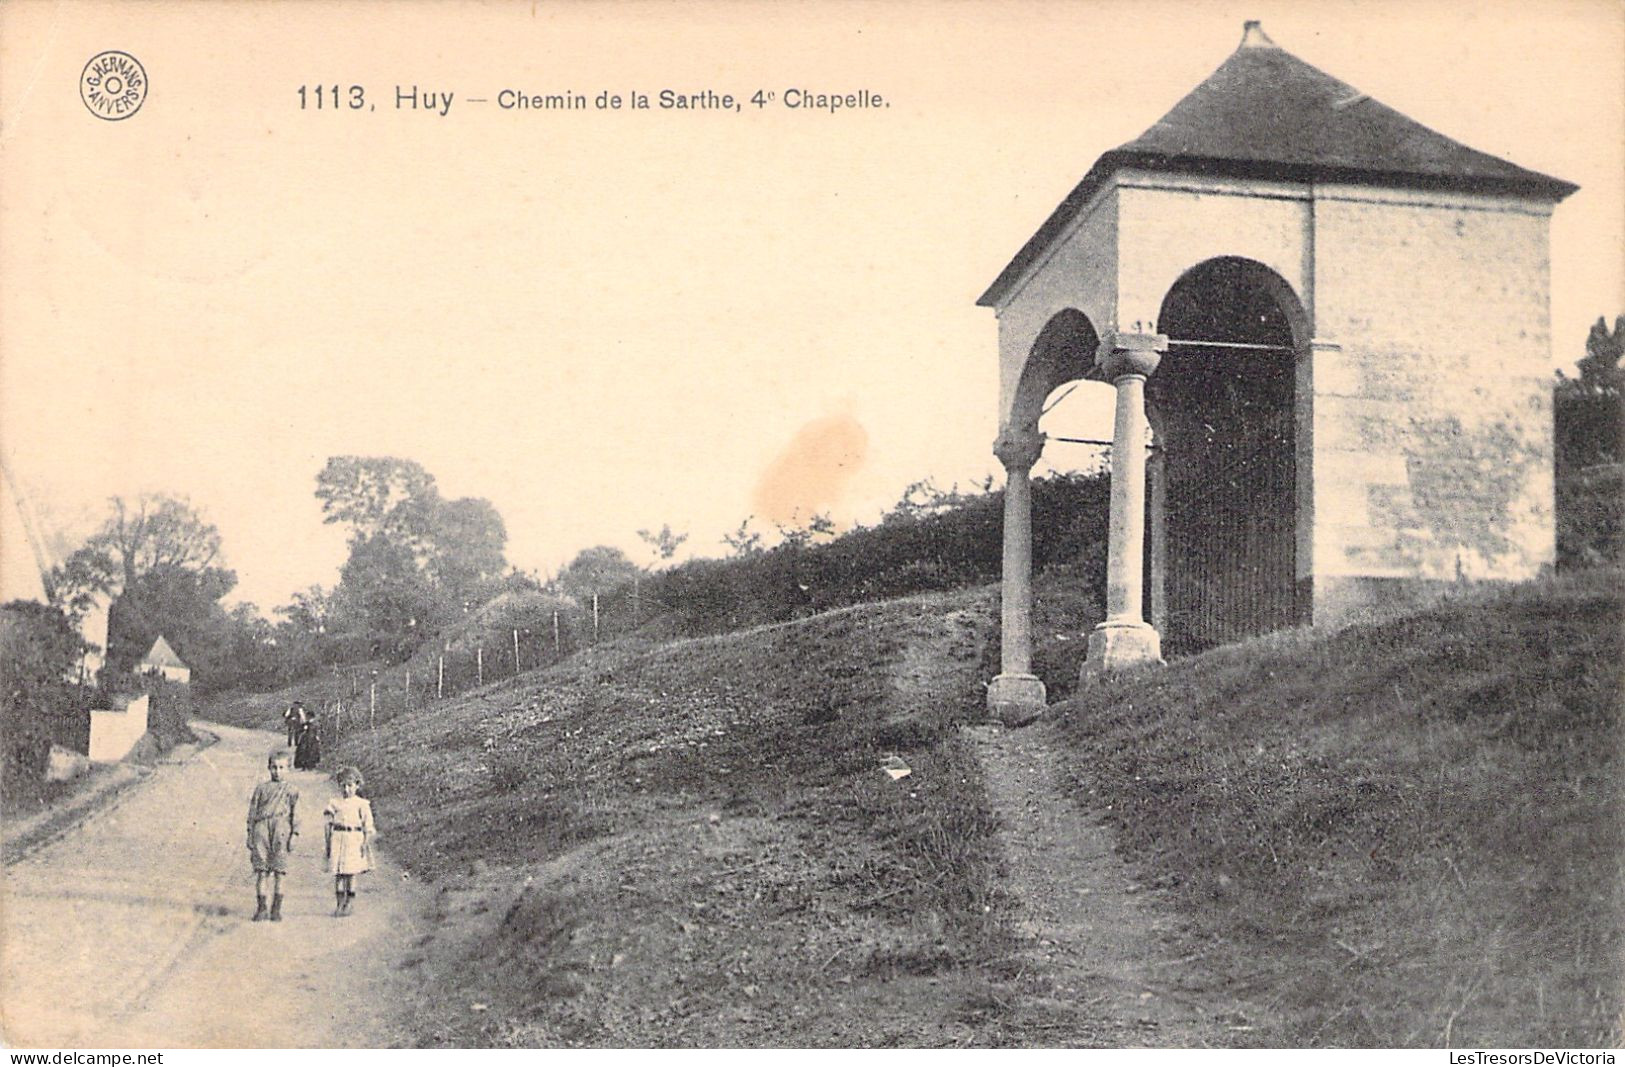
[751,414,869,526]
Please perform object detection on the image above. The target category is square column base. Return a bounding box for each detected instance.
[1081,621,1163,684]
[986,672,1046,726]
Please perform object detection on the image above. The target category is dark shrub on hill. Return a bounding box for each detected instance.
[0,601,90,796]
[607,472,1110,642]
[1554,315,1623,566]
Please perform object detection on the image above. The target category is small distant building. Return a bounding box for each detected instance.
[139,635,191,684]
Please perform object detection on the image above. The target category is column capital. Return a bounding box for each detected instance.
[993,426,1045,471]
[1097,329,1168,380]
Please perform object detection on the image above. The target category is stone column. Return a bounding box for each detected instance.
[1147,422,1168,634]
[987,426,1047,725]
[1084,331,1166,681]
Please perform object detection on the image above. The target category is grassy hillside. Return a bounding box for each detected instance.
[213,568,1620,1047]
[1048,569,1623,1046]
[327,590,1033,1046]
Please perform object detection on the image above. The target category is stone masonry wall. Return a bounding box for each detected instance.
[1114,173,1312,332]
[1309,185,1556,621]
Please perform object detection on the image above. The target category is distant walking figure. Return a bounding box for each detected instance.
[283,701,305,747]
[293,706,322,770]
[323,766,376,917]
[246,750,300,921]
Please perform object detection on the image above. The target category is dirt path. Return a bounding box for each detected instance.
[964,719,1242,1046]
[1,722,430,1048]
[876,603,1239,1045]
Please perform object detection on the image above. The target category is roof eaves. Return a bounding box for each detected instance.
[978,148,1577,309]
[976,151,1126,309]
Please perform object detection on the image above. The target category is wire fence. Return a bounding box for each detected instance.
[316,589,673,744]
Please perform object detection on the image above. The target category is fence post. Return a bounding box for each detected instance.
[369,683,377,731]
[593,594,600,642]
[438,655,444,699]
[553,611,560,653]
[513,628,520,675]
[477,647,484,687]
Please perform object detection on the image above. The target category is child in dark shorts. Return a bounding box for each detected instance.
[246,749,300,921]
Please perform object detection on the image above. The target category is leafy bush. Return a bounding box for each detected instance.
[602,472,1109,643]
[1554,314,1623,566]
[0,601,90,796]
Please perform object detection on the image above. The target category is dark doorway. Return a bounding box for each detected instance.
[1150,257,1303,654]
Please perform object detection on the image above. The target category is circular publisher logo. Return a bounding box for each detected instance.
[81,51,147,121]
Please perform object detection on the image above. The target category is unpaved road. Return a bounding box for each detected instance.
[1,723,429,1048]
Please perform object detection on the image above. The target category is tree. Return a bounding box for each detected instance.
[636,523,689,565]
[314,457,510,650]
[333,534,434,659]
[554,546,641,601]
[423,496,508,606]
[1,601,89,787]
[1555,315,1624,566]
[1555,314,1623,472]
[314,457,437,543]
[277,585,337,637]
[50,495,222,607]
[722,517,764,557]
[49,495,234,673]
[2,600,88,699]
[1574,315,1624,395]
[105,562,238,677]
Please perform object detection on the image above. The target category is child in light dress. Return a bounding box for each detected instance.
[323,765,376,917]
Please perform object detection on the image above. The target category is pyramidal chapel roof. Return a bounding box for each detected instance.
[141,635,188,669]
[979,22,1577,307]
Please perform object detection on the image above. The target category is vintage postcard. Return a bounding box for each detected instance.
[1,0,1621,1052]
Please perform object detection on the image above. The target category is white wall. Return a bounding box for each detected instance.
[88,693,150,763]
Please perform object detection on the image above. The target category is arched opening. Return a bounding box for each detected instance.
[1150,257,1307,654]
[1011,309,1100,432]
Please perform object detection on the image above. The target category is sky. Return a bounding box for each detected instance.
[2,0,1621,611]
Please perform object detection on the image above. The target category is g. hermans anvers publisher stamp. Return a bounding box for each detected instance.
[81,51,146,120]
